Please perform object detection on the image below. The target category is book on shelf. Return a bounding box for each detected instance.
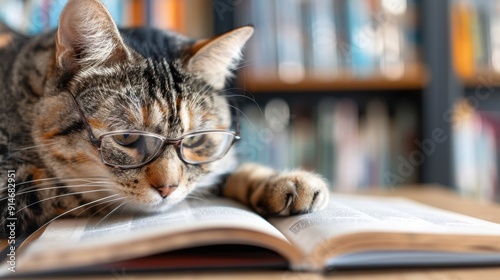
[274,0,305,83]
[346,0,375,77]
[304,0,338,79]
[236,0,277,78]
[0,0,207,37]
[3,193,500,276]
[361,100,390,187]
[239,98,418,191]
[451,0,500,79]
[452,100,499,202]
[333,99,361,190]
[237,0,421,82]
[391,102,418,184]
[316,98,336,182]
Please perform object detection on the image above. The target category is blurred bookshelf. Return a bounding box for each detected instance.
[0,0,214,38]
[449,0,500,202]
[228,0,498,202]
[230,0,427,192]
[235,0,423,90]
[1,0,499,202]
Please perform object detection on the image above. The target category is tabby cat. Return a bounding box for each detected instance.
[0,0,328,238]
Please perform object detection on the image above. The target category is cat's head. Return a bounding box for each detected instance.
[33,0,253,212]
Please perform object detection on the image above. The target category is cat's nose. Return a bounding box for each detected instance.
[154,185,178,198]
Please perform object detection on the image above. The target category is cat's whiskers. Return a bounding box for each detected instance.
[3,141,59,161]
[192,78,220,107]
[185,195,206,202]
[196,75,264,131]
[217,87,255,98]
[12,176,111,187]
[217,88,256,101]
[9,141,59,152]
[94,200,131,227]
[233,58,257,71]
[218,89,265,116]
[0,182,116,202]
[194,56,256,100]
[227,104,259,131]
[19,194,121,249]
[19,179,114,190]
[197,81,213,97]
[74,196,127,219]
[0,177,115,193]
[16,189,115,212]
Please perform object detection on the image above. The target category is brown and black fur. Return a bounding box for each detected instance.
[0,0,328,238]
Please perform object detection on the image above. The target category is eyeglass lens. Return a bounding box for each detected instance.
[180,132,234,163]
[100,131,234,167]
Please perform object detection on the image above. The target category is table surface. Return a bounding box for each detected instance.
[2,184,500,279]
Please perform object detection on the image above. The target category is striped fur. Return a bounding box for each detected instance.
[0,0,328,238]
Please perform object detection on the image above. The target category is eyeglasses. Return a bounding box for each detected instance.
[66,91,241,169]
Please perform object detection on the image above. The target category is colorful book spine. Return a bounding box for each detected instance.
[346,0,375,77]
[449,0,500,77]
[152,0,185,32]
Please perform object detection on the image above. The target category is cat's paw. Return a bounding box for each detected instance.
[251,171,329,216]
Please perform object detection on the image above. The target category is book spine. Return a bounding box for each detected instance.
[333,100,360,191]
[307,0,338,79]
[391,102,418,185]
[403,0,420,71]
[316,99,336,189]
[379,0,406,79]
[364,100,390,187]
[274,0,305,83]
[252,0,277,78]
[265,99,291,170]
[152,0,185,32]
[489,0,500,73]
[451,0,475,79]
[346,0,375,77]
[127,0,146,27]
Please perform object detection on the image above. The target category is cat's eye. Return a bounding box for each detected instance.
[112,133,141,146]
[182,135,206,148]
[180,132,235,164]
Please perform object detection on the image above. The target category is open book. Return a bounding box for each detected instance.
[3,193,500,276]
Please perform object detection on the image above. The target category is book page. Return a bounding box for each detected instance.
[269,194,500,259]
[12,197,292,274]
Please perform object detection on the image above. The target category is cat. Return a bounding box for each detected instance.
[0,0,329,238]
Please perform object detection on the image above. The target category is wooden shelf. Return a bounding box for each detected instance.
[237,64,427,93]
[460,71,500,88]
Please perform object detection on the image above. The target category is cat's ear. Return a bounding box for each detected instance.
[186,26,254,90]
[55,0,129,74]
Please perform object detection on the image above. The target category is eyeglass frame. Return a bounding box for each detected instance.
[66,90,241,169]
